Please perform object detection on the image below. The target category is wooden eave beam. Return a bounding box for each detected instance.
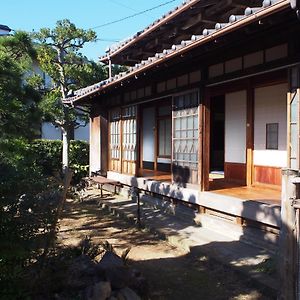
[70,1,290,104]
[205,0,233,17]
[181,13,205,30]
[231,0,249,9]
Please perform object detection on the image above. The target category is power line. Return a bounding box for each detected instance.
[109,0,138,13]
[109,0,157,19]
[91,0,176,30]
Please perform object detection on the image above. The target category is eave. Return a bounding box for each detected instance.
[64,0,291,106]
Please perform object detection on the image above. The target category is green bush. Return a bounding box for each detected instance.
[0,138,60,298]
[31,139,89,183]
[0,139,89,297]
[30,140,62,175]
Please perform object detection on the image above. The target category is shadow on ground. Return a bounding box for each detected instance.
[57,195,277,300]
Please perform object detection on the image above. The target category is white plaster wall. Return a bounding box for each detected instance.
[74,120,89,141]
[0,29,11,35]
[89,118,101,174]
[254,83,287,167]
[41,120,89,142]
[31,61,53,89]
[225,90,247,163]
[41,122,61,140]
[142,107,155,162]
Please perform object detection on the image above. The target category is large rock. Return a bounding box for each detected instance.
[97,251,124,269]
[85,281,111,300]
[97,251,130,289]
[117,287,141,300]
[97,251,148,295]
[67,254,98,289]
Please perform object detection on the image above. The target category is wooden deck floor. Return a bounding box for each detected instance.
[138,169,172,182]
[209,180,281,205]
[137,171,281,206]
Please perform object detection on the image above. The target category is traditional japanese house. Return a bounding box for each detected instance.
[64,0,300,235]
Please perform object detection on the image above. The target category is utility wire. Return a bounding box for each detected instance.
[91,0,176,30]
[109,0,156,19]
[109,0,138,13]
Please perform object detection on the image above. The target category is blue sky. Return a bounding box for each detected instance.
[2,0,183,61]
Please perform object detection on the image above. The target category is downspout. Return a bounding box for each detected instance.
[290,3,300,299]
[291,0,300,19]
[108,56,112,79]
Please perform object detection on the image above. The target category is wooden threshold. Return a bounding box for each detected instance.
[137,169,172,182]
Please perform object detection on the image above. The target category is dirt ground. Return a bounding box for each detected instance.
[57,197,274,300]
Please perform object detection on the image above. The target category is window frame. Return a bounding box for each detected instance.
[266,122,279,150]
[157,116,172,158]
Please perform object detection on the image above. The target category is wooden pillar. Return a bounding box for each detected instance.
[279,66,300,299]
[288,67,300,169]
[279,168,299,300]
[89,108,108,176]
[202,88,211,191]
[246,82,254,186]
[198,100,204,189]
[89,115,101,175]
[100,114,108,175]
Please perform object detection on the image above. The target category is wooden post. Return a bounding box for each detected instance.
[203,88,210,191]
[136,188,141,227]
[89,115,101,175]
[246,82,254,186]
[279,168,299,300]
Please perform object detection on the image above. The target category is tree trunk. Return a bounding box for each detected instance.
[56,47,71,174]
[62,126,69,173]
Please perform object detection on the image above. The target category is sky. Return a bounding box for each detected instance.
[1,0,183,61]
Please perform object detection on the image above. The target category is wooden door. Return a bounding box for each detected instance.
[109,108,122,173]
[121,106,137,175]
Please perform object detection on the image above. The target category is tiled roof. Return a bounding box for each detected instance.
[64,0,289,104]
[99,0,199,62]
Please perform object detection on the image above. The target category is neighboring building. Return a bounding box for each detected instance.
[64,0,300,234]
[31,61,90,142]
[0,25,89,141]
[0,24,11,36]
[41,121,89,142]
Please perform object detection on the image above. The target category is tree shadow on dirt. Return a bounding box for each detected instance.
[54,176,284,300]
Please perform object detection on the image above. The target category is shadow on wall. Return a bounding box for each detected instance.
[172,164,190,188]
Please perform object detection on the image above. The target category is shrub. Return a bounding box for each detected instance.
[30,140,62,175]
[0,138,60,298]
[30,139,89,183]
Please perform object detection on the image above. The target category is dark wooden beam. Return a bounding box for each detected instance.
[231,0,249,9]
[181,13,204,30]
[246,80,254,186]
[205,0,233,17]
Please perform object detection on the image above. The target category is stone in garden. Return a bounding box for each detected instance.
[67,254,98,289]
[98,251,124,269]
[118,287,141,300]
[97,251,131,289]
[85,281,111,300]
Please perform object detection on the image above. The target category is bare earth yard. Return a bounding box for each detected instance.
[57,198,274,300]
